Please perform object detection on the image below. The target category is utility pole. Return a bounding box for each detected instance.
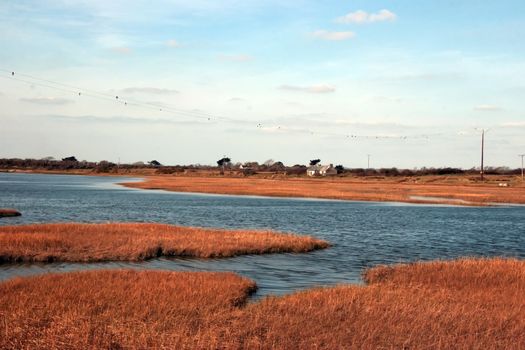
[367,154,371,169]
[518,154,525,182]
[480,130,484,181]
[476,128,490,181]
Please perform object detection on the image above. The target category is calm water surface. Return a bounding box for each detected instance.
[1,173,524,297]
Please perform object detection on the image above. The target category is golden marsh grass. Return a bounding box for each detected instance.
[121,176,525,206]
[0,209,21,217]
[0,222,329,263]
[1,258,523,349]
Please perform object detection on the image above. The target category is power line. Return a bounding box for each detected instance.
[1,69,445,141]
[0,69,226,122]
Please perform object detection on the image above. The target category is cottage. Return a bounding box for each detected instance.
[307,163,337,177]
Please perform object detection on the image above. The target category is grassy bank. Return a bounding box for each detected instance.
[4,169,524,205]
[0,223,328,263]
[236,258,525,348]
[120,175,525,206]
[1,258,523,348]
[0,209,21,218]
[0,271,256,349]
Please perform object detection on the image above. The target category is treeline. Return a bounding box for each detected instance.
[338,167,522,176]
[0,158,154,173]
[0,158,521,176]
[0,158,98,170]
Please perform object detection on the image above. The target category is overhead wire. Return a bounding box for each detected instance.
[1,69,440,141]
[0,69,221,122]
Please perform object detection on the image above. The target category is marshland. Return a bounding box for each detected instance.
[1,170,525,348]
[3,0,525,346]
[2,259,524,349]
[121,174,525,206]
[0,222,328,263]
[0,208,21,217]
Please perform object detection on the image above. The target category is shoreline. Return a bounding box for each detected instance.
[119,175,525,207]
[3,170,525,206]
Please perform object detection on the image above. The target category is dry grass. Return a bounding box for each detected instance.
[121,175,525,206]
[0,223,328,263]
[0,209,21,218]
[1,258,524,349]
[0,270,256,349]
[234,258,525,349]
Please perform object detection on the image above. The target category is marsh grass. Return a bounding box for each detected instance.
[0,209,21,218]
[0,270,256,349]
[1,258,524,349]
[121,176,525,206]
[0,222,329,263]
[235,258,525,349]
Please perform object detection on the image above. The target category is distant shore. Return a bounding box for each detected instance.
[119,174,525,207]
[2,169,525,206]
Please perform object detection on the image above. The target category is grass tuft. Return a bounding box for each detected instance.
[0,222,329,263]
[0,209,21,218]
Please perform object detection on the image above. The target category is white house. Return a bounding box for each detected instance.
[307,163,337,177]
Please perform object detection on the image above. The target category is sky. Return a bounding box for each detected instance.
[0,0,524,168]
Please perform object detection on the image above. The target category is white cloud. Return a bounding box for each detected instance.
[19,97,74,105]
[370,9,397,22]
[336,9,397,24]
[499,121,525,127]
[386,72,465,81]
[120,87,179,95]
[166,39,180,48]
[96,34,132,54]
[111,47,132,55]
[38,114,210,126]
[473,105,502,112]
[218,54,254,62]
[229,97,246,102]
[279,84,336,94]
[311,30,355,41]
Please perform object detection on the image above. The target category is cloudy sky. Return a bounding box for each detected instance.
[0,0,524,168]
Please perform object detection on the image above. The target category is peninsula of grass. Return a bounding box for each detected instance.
[1,258,523,349]
[0,209,21,218]
[120,175,525,206]
[0,222,329,263]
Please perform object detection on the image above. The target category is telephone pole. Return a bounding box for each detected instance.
[476,128,490,181]
[367,154,371,169]
[481,130,485,181]
[518,154,525,182]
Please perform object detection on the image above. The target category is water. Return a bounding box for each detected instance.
[1,172,524,298]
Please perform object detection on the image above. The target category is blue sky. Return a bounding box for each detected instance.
[0,0,524,168]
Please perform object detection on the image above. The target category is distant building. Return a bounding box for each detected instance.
[306,163,337,177]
